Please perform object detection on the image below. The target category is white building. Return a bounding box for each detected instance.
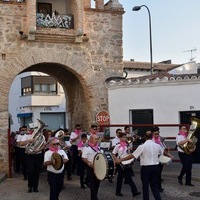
[107,61,200,138]
[9,72,67,132]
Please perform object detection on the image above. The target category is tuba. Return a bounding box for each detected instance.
[25,119,46,154]
[180,117,200,154]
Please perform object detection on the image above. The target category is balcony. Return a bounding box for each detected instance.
[36,13,74,29]
[19,95,61,107]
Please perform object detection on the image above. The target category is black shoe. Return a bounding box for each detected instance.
[185,183,194,186]
[67,177,72,181]
[159,188,164,193]
[178,176,183,185]
[133,192,141,197]
[81,185,86,189]
[116,193,123,196]
[23,176,27,181]
[33,188,39,192]
[28,188,32,193]
[84,181,90,187]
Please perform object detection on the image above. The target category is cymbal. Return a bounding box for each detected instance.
[51,152,63,170]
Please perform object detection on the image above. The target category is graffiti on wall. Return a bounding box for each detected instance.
[36,13,74,29]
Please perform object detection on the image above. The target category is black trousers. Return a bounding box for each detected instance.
[116,164,138,195]
[178,152,193,184]
[19,148,27,178]
[65,150,72,179]
[141,165,161,200]
[47,171,64,200]
[26,153,43,189]
[78,155,88,186]
[70,145,79,174]
[158,163,164,190]
[87,166,100,200]
[14,146,21,172]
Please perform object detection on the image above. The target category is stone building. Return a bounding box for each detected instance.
[0,0,124,174]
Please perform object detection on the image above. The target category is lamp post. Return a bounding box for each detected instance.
[132,5,153,75]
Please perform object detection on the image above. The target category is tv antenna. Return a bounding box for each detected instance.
[183,48,197,61]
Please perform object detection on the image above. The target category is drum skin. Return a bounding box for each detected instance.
[159,155,172,165]
[93,152,115,180]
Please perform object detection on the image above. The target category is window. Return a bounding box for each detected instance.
[22,87,32,96]
[34,84,57,95]
[21,76,57,96]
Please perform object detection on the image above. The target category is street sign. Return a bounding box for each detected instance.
[96,111,110,125]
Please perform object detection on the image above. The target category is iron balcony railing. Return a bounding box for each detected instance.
[36,13,74,29]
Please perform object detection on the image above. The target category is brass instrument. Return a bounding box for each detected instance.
[126,129,138,144]
[180,117,200,154]
[25,119,46,154]
[55,130,64,138]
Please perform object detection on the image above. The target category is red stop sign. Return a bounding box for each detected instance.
[96,111,110,125]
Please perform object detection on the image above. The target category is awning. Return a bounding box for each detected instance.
[17,113,32,118]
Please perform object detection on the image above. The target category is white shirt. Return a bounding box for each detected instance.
[176,134,185,153]
[44,149,68,174]
[111,137,120,147]
[133,140,163,166]
[70,131,81,145]
[112,143,128,159]
[82,146,100,163]
[16,134,30,148]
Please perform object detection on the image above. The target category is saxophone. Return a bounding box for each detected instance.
[180,117,200,154]
[25,119,46,154]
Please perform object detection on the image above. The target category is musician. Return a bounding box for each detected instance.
[16,125,29,180]
[176,125,196,186]
[111,128,122,148]
[78,133,89,188]
[44,138,68,200]
[152,126,171,192]
[21,131,46,193]
[112,132,141,197]
[118,130,164,200]
[70,124,82,175]
[87,124,98,138]
[82,134,101,200]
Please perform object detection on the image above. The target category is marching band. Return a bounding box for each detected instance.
[12,119,198,200]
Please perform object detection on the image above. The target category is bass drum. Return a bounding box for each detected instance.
[93,151,115,180]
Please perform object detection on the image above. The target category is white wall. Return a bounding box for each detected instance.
[108,81,200,137]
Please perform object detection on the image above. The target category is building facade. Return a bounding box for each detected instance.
[9,72,67,132]
[0,0,124,174]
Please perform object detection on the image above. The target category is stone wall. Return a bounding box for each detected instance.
[0,0,124,174]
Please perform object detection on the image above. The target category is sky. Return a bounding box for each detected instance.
[119,0,200,64]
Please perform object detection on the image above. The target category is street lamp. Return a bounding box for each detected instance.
[132,5,153,75]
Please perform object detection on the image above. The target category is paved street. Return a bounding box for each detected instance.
[0,162,200,200]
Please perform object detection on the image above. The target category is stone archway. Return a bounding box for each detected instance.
[0,48,109,174]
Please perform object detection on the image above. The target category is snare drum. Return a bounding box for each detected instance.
[121,157,134,168]
[159,155,172,165]
[93,151,115,180]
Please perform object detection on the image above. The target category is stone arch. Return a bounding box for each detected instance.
[0,48,102,174]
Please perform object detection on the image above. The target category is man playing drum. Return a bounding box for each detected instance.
[112,132,141,197]
[82,134,101,200]
[118,130,163,200]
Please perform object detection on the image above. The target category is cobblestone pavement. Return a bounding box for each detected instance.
[0,162,200,200]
